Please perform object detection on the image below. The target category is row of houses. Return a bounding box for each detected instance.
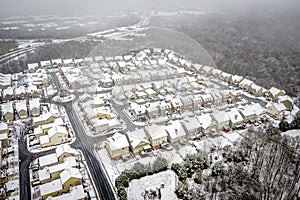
[0,122,19,200]
[31,144,89,200]
[1,98,40,121]
[106,100,291,159]
[78,94,122,133]
[127,91,240,122]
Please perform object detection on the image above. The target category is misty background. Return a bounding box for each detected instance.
[1,0,300,18]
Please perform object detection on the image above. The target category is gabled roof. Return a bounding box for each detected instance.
[60,168,82,184]
[165,120,186,140]
[106,132,129,151]
[145,124,168,140]
[126,129,150,148]
[212,110,230,123]
[48,126,68,138]
[226,108,244,124]
[196,113,213,129]
[55,144,77,158]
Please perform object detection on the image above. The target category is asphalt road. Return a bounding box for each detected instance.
[64,101,115,200]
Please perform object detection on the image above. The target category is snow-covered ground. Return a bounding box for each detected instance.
[127,170,178,200]
[281,129,300,137]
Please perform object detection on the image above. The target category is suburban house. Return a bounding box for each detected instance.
[60,168,82,192]
[15,100,28,119]
[181,116,202,139]
[15,85,26,100]
[229,75,243,86]
[200,93,213,107]
[268,87,286,101]
[193,95,203,110]
[0,122,9,147]
[2,102,14,121]
[126,129,151,154]
[29,98,41,117]
[265,103,287,120]
[105,133,130,159]
[55,144,78,163]
[38,153,59,169]
[249,84,267,97]
[38,157,78,184]
[165,120,186,143]
[158,101,172,116]
[238,103,265,121]
[211,91,223,106]
[28,63,39,72]
[180,96,193,111]
[196,113,215,135]
[212,110,230,129]
[278,95,294,111]
[40,126,69,148]
[39,167,82,200]
[33,113,56,127]
[145,124,168,149]
[239,78,254,91]
[225,108,244,128]
[3,87,14,100]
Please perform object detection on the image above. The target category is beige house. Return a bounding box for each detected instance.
[15,101,28,119]
[165,120,187,143]
[182,117,202,139]
[238,103,265,121]
[126,129,151,154]
[29,98,40,117]
[226,108,244,128]
[60,168,82,192]
[249,84,267,97]
[212,110,230,129]
[265,103,286,120]
[105,132,130,159]
[268,87,285,101]
[40,126,69,148]
[196,113,215,134]
[55,144,78,163]
[239,78,254,91]
[145,124,168,149]
[2,102,14,121]
[33,113,55,127]
[278,95,294,111]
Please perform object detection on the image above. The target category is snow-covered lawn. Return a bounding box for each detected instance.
[222,131,243,143]
[127,170,178,200]
[281,129,300,137]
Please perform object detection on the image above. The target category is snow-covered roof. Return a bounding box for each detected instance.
[269,87,285,97]
[182,116,201,130]
[29,98,40,109]
[51,59,62,64]
[145,124,168,140]
[165,120,186,140]
[274,103,287,112]
[39,179,63,196]
[231,75,243,83]
[239,103,265,117]
[39,153,58,168]
[15,101,27,112]
[60,167,82,184]
[48,126,68,138]
[0,122,8,131]
[226,108,244,124]
[40,60,51,67]
[239,78,254,87]
[212,110,230,123]
[106,132,129,151]
[28,63,39,71]
[197,113,213,129]
[55,144,77,158]
[126,129,150,148]
[1,102,13,114]
[15,85,26,95]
